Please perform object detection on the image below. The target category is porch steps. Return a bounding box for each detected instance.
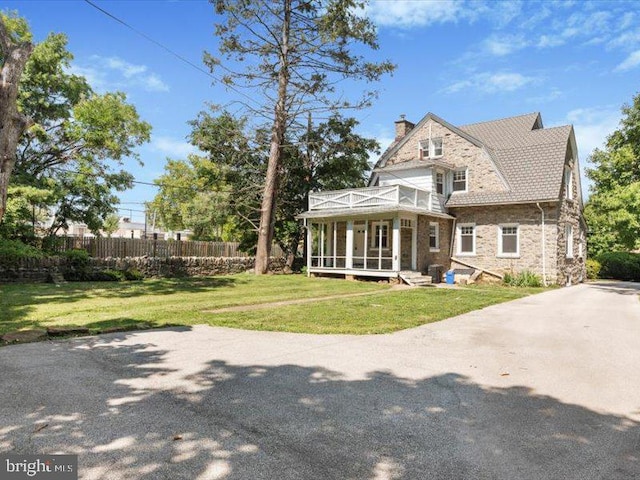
[399,271,434,287]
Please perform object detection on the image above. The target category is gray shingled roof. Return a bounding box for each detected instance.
[370,111,574,207]
[446,114,572,206]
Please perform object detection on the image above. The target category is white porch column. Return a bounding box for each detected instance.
[392,216,400,272]
[346,220,354,269]
[305,220,312,276]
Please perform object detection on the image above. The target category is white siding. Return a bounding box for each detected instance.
[378,168,432,191]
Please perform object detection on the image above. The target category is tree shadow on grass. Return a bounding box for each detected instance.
[0,277,242,330]
[0,332,637,479]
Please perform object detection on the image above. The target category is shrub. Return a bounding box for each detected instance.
[585,258,601,279]
[62,249,91,281]
[0,239,44,261]
[597,252,640,281]
[123,268,144,281]
[90,269,124,282]
[503,270,542,287]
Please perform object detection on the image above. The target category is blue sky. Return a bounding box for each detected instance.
[5,0,640,222]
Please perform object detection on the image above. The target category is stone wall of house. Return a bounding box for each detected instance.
[387,118,508,195]
[449,204,560,283]
[0,257,288,283]
[556,150,587,285]
[416,215,453,274]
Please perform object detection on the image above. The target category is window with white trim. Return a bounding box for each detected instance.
[371,221,389,249]
[453,169,467,192]
[578,230,584,258]
[435,172,444,195]
[419,138,444,159]
[565,224,573,258]
[458,224,475,255]
[498,224,519,257]
[429,222,439,251]
[564,166,573,200]
[432,138,443,157]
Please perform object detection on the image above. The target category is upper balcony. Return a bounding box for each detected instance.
[308,184,445,214]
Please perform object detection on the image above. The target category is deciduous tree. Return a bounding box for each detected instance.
[585,92,640,255]
[1,14,151,237]
[0,12,33,223]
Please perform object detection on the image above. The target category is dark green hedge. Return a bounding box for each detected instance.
[597,252,640,281]
[0,238,43,266]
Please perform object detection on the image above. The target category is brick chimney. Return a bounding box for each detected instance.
[394,114,414,140]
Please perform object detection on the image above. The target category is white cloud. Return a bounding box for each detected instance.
[150,136,197,158]
[104,57,148,78]
[614,50,640,72]
[537,34,565,48]
[483,34,528,56]
[564,107,620,158]
[442,71,537,94]
[547,106,620,198]
[527,88,562,104]
[69,55,169,93]
[608,29,640,49]
[365,0,477,28]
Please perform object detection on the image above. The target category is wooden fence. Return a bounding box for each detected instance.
[50,237,284,259]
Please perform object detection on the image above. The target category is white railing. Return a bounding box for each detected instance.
[309,185,432,212]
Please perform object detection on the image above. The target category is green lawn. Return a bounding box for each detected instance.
[0,274,545,336]
[206,285,543,334]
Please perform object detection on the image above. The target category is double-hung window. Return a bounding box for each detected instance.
[498,224,519,257]
[371,221,389,249]
[565,224,573,258]
[419,138,443,159]
[564,166,573,200]
[458,224,475,255]
[453,169,467,192]
[431,138,443,157]
[435,172,444,195]
[429,222,439,251]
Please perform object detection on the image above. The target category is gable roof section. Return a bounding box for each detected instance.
[373,112,486,171]
[458,112,542,149]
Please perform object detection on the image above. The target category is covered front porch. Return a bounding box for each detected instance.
[305,215,418,278]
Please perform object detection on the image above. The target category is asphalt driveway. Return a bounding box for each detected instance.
[1,281,639,479]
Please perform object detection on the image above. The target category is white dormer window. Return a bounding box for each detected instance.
[564,166,573,200]
[419,138,443,159]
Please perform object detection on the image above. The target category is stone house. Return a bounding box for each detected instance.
[299,111,587,285]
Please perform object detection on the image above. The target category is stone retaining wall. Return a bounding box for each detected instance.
[0,256,288,283]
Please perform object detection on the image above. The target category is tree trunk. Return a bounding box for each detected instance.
[254,0,291,275]
[0,21,33,223]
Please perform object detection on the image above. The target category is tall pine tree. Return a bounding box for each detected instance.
[207,0,394,273]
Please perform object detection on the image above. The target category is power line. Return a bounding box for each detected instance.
[51,166,166,189]
[82,0,262,109]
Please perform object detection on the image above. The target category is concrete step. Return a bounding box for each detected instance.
[399,271,434,287]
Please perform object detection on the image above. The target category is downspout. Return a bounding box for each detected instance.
[449,217,457,262]
[536,203,547,286]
